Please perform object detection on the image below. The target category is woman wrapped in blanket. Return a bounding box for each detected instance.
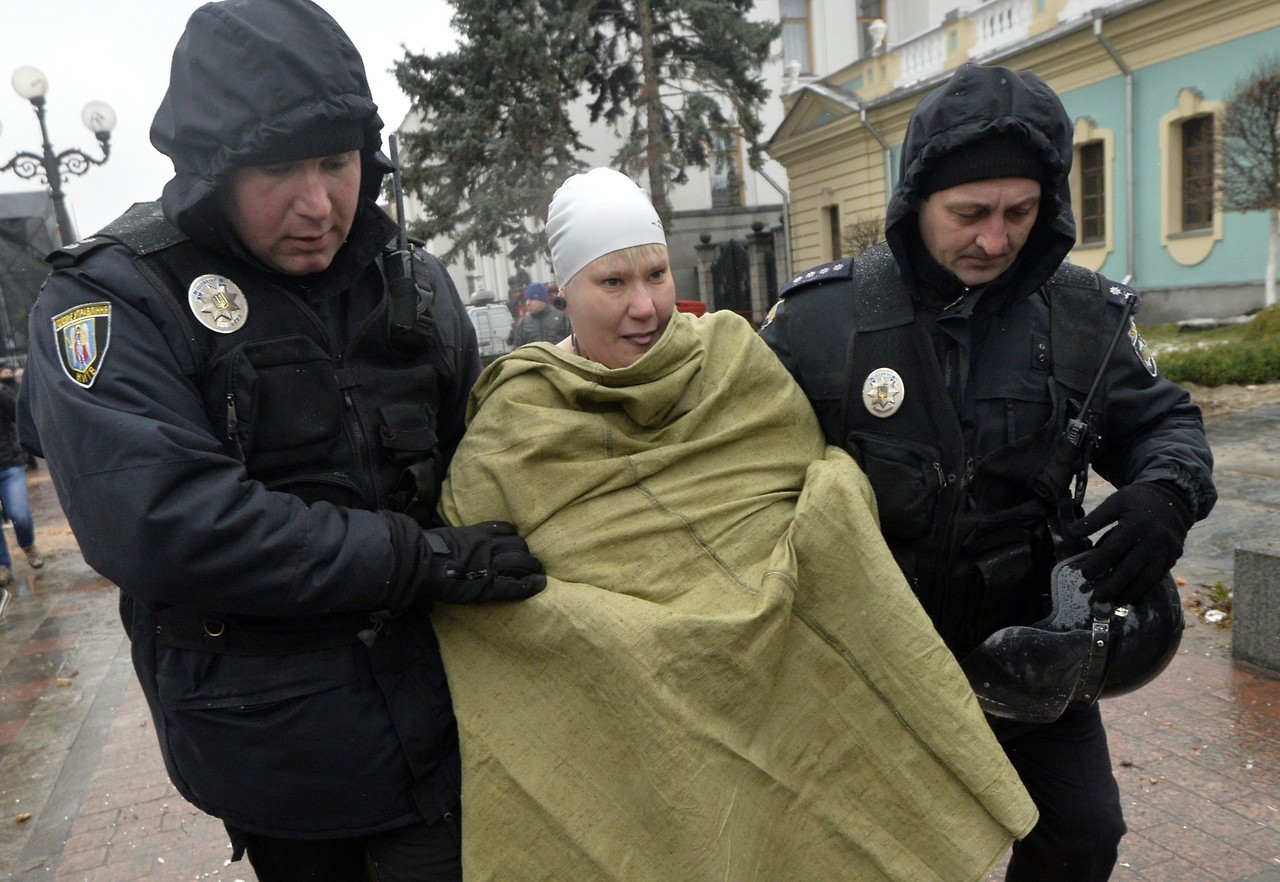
[433,167,1037,882]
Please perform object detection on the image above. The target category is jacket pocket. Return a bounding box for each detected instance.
[211,335,342,474]
[155,642,363,710]
[849,433,944,541]
[379,402,441,521]
[153,643,415,834]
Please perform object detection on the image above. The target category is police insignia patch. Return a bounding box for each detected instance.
[53,302,112,389]
[761,300,782,330]
[863,367,905,418]
[188,274,248,333]
[1127,318,1158,377]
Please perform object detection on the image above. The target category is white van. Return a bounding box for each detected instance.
[466,303,514,360]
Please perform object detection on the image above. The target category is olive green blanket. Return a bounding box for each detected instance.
[437,311,1036,881]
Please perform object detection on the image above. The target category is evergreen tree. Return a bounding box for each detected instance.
[393,0,779,267]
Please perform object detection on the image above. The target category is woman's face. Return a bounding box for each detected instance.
[560,246,676,369]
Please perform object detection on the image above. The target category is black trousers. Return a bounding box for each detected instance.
[992,702,1127,882]
[227,811,462,882]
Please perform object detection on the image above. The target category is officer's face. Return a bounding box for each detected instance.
[918,177,1041,287]
[558,245,676,369]
[224,150,361,275]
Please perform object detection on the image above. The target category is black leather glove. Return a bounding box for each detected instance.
[384,513,546,611]
[422,521,546,603]
[1060,481,1194,607]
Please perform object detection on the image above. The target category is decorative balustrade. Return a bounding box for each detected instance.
[969,0,1032,57]
[895,29,947,87]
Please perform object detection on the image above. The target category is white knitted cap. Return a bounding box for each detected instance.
[547,168,666,286]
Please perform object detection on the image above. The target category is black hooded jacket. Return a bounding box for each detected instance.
[886,64,1076,312]
[17,0,480,838]
[763,65,1215,655]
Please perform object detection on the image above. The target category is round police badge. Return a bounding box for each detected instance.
[863,367,905,418]
[188,274,247,333]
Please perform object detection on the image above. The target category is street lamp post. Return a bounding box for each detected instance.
[1,65,116,245]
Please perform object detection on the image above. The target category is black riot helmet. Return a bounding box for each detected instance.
[960,551,1184,724]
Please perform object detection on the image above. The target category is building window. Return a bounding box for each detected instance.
[1068,117,1113,271]
[825,204,841,260]
[1078,141,1105,245]
[1181,115,1214,231]
[1159,88,1223,266]
[711,132,744,209]
[781,0,812,75]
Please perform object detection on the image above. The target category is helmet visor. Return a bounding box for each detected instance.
[961,625,1098,723]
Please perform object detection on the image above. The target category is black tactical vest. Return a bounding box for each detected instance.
[786,256,1118,653]
[68,202,448,522]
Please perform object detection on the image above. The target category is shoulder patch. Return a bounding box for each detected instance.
[761,298,783,330]
[1127,317,1158,377]
[52,303,112,389]
[779,258,854,298]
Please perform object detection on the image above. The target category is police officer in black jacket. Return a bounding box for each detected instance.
[16,1,544,879]
[762,64,1215,881]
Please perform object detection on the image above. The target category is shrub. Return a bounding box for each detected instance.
[1244,303,1280,340]
[1158,336,1280,386]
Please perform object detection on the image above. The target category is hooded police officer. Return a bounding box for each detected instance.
[16,1,545,879]
[762,63,1215,881]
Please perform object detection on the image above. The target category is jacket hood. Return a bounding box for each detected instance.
[151,0,391,259]
[885,64,1077,307]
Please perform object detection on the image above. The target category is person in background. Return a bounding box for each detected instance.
[505,282,527,321]
[0,364,42,590]
[509,280,571,346]
[15,1,544,879]
[761,63,1215,881]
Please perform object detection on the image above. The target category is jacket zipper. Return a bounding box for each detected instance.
[333,351,382,510]
[933,456,975,635]
[225,394,246,462]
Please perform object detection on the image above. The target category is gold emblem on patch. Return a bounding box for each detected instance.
[863,367,905,418]
[188,274,248,334]
[1127,318,1158,377]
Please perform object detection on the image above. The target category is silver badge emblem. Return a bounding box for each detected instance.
[188,274,248,334]
[863,367,905,418]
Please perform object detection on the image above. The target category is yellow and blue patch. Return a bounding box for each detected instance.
[52,302,112,389]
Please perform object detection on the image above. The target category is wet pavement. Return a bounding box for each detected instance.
[1,401,1278,882]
